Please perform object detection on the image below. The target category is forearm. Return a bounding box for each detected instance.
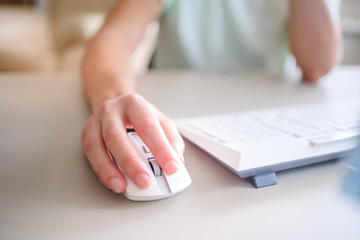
[289,0,343,82]
[81,0,162,111]
[82,31,136,111]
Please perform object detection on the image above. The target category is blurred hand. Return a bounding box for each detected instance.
[81,93,185,193]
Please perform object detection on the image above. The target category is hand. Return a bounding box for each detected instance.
[81,93,185,193]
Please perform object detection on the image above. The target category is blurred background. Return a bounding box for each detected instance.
[0,0,359,76]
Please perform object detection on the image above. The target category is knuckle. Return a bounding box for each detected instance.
[102,126,121,143]
[122,93,145,107]
[83,135,96,152]
[82,116,101,150]
[81,127,87,144]
[137,117,157,133]
[98,100,115,113]
[119,156,136,173]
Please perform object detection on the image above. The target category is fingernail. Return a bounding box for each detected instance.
[165,161,179,174]
[110,178,124,193]
[136,173,151,189]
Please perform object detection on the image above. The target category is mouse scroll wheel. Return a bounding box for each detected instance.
[147,157,162,177]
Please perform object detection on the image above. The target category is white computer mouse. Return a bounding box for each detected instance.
[110,131,192,201]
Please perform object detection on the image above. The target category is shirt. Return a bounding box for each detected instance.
[153,0,341,74]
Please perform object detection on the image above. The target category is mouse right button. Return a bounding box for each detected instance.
[163,162,192,193]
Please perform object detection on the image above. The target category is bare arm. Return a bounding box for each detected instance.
[81,0,185,193]
[289,0,343,82]
[82,0,161,110]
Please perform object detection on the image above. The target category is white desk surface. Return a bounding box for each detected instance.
[1,66,360,240]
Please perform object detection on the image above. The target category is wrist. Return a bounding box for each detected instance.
[82,61,136,112]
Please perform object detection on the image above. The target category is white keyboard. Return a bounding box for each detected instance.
[182,100,360,145]
[176,100,360,188]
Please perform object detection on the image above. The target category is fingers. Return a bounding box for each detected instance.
[123,94,182,174]
[157,111,185,163]
[100,101,152,189]
[81,116,127,193]
[82,93,185,194]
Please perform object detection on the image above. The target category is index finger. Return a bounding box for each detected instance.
[124,95,181,175]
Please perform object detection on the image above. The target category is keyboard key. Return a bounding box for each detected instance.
[181,99,360,145]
